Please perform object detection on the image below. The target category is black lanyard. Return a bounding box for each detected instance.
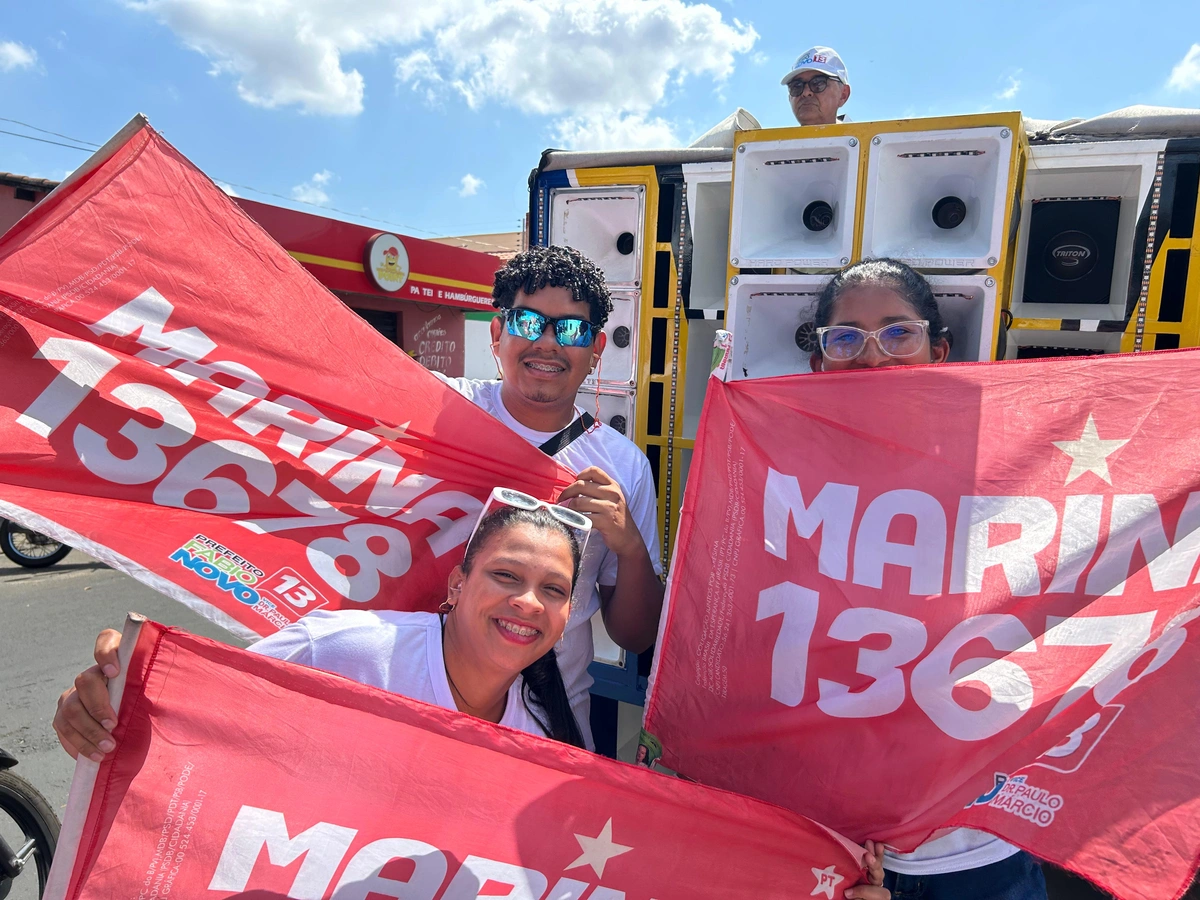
[537,413,595,456]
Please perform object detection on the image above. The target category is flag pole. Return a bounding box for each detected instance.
[42,613,146,900]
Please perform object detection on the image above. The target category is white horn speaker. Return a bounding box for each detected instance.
[549,185,645,287]
[861,126,1015,271]
[725,274,826,380]
[575,385,635,437]
[924,275,1000,362]
[729,135,860,270]
[587,290,639,388]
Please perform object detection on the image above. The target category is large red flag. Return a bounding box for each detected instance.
[642,354,1200,900]
[0,117,573,639]
[46,616,868,900]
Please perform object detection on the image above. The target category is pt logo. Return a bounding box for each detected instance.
[1032,705,1124,774]
[811,865,845,898]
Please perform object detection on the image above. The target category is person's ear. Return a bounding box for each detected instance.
[489,313,504,346]
[592,329,607,367]
[930,338,950,364]
[839,83,851,109]
[447,565,465,597]
[810,351,824,372]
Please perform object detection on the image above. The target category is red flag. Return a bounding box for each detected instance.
[642,354,1200,900]
[46,617,867,900]
[0,117,573,639]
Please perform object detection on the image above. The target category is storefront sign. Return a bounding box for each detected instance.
[363,232,410,292]
[404,308,465,376]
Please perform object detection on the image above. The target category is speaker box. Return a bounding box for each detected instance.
[729,135,860,269]
[1009,140,1164,323]
[549,186,644,286]
[587,290,639,387]
[725,275,825,380]
[1003,328,1122,360]
[683,162,733,310]
[861,126,1015,270]
[924,275,1000,362]
[1022,199,1120,305]
[576,385,635,437]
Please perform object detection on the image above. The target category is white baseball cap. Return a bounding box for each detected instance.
[781,46,850,86]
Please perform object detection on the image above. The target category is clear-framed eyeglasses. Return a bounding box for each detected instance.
[816,320,932,362]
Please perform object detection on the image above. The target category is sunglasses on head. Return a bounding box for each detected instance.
[466,487,592,557]
[504,307,599,348]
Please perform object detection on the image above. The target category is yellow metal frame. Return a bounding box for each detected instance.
[564,166,686,564]
[1118,202,1200,351]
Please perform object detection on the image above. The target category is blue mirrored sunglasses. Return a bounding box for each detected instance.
[505,307,598,348]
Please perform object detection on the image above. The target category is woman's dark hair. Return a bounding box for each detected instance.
[813,258,953,352]
[492,244,614,328]
[461,504,586,749]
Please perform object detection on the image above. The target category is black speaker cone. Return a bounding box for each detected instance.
[932,196,967,230]
[616,232,636,255]
[794,321,818,352]
[1023,199,1119,305]
[803,200,834,232]
[1043,230,1099,281]
[612,325,631,348]
[609,415,627,434]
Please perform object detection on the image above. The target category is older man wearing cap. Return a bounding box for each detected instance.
[782,46,851,126]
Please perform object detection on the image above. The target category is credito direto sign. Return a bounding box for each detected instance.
[364,233,410,292]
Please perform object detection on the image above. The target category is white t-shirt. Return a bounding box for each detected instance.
[433,376,663,750]
[884,828,1019,876]
[248,609,550,737]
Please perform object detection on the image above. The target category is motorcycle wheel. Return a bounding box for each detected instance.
[0,770,59,900]
[0,522,71,569]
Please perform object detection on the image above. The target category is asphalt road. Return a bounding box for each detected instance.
[0,549,242,817]
[0,551,1190,900]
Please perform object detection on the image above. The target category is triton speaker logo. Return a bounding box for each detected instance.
[1045,230,1099,281]
[1052,245,1091,265]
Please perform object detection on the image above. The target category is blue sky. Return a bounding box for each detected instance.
[2,0,1199,240]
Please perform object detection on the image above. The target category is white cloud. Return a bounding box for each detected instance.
[215,180,240,197]
[554,112,682,151]
[124,0,757,140]
[124,0,452,114]
[0,41,37,72]
[996,71,1021,101]
[1168,44,1200,92]
[292,170,334,204]
[400,0,756,131]
[458,173,484,196]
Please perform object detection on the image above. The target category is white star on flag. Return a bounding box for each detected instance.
[565,818,633,879]
[810,864,845,898]
[1052,414,1129,485]
[369,419,411,440]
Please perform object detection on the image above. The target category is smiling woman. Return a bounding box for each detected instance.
[52,495,590,767]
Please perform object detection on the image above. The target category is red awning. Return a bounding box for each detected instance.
[235,198,501,311]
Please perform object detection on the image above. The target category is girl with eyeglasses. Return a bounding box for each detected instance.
[809,258,951,373]
[810,259,1048,900]
[53,496,589,760]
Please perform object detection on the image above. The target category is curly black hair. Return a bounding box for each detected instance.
[492,244,614,328]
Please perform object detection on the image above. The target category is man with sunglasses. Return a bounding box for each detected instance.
[782,46,852,127]
[433,245,664,752]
